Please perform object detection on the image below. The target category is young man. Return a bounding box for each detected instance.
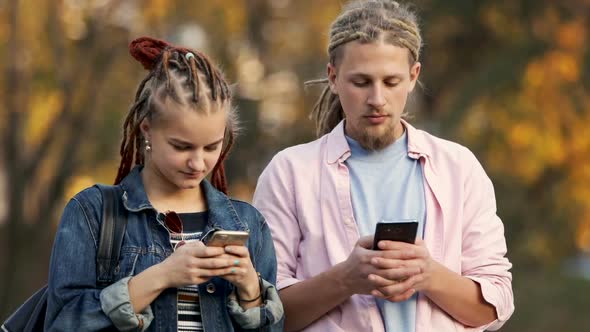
[253,1,514,331]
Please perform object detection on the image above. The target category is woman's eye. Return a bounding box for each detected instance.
[173,144,190,151]
[205,144,220,152]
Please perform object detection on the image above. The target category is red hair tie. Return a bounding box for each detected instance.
[129,36,204,71]
[129,36,172,70]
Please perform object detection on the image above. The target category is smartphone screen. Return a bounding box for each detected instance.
[372,220,418,250]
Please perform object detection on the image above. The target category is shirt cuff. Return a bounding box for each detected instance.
[276,276,301,291]
[100,276,154,331]
[227,278,284,329]
[466,275,514,330]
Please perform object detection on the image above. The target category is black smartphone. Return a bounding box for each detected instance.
[372,220,418,250]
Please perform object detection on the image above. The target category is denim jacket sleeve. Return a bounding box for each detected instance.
[100,277,154,331]
[227,278,283,329]
[45,189,153,331]
[226,209,284,331]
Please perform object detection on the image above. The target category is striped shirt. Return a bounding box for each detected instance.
[170,212,208,332]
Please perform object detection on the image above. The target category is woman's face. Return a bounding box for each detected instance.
[141,103,227,191]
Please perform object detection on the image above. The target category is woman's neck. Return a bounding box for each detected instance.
[141,165,207,213]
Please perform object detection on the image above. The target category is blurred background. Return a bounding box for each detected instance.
[1,0,589,330]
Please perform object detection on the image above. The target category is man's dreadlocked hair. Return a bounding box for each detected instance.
[307,0,422,137]
[114,36,236,194]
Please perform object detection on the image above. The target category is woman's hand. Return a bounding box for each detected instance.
[159,242,262,308]
[159,241,234,288]
[218,245,262,308]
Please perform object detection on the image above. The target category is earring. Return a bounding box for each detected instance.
[145,139,151,152]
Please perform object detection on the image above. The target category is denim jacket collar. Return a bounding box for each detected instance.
[119,165,248,231]
[201,178,249,232]
[120,166,153,212]
[326,119,433,165]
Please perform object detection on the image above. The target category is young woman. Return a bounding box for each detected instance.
[44,37,283,331]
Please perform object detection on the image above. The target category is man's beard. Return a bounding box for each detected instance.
[356,120,399,151]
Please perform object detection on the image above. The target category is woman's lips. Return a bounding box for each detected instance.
[181,171,202,179]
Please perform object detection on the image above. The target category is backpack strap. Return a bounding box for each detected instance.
[1,185,128,332]
[95,184,128,287]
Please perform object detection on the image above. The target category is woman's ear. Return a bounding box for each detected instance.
[139,119,152,141]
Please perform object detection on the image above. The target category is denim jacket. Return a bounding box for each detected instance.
[45,166,284,331]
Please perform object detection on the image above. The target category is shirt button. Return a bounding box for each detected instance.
[206,283,216,294]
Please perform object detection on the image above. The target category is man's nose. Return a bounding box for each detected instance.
[367,84,386,109]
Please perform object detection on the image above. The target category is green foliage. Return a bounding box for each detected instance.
[501,268,590,332]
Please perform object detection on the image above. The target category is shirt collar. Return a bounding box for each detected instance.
[403,119,432,160]
[326,121,351,164]
[325,119,432,164]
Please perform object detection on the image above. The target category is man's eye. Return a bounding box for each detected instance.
[352,81,369,87]
[385,81,400,87]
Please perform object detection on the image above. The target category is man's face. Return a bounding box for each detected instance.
[328,41,421,151]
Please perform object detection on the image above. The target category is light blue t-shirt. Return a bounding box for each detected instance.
[344,130,426,332]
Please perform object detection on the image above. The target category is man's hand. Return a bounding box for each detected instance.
[335,235,384,296]
[368,239,438,302]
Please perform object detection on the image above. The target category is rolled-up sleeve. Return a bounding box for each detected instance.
[227,278,284,329]
[461,150,515,330]
[100,277,154,331]
[253,153,303,291]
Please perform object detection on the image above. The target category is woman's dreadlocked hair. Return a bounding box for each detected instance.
[307,0,422,137]
[114,36,236,194]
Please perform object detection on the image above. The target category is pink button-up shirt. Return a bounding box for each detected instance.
[253,120,514,332]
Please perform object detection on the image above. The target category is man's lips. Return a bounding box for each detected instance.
[364,114,390,124]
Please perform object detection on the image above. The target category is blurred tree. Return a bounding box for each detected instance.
[0,0,134,316]
[418,0,590,266]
